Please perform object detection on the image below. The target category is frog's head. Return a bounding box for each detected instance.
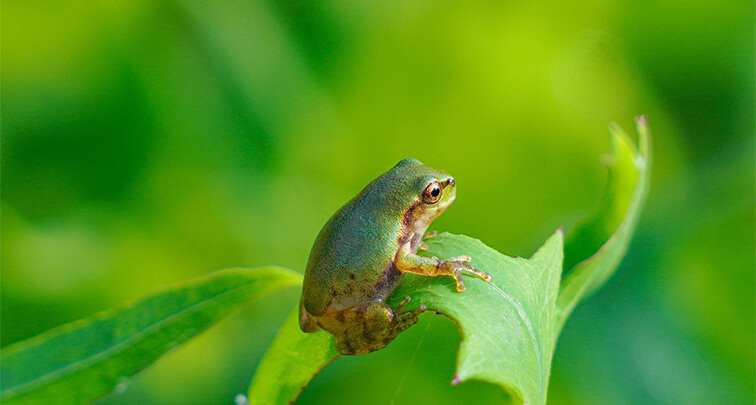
[390,158,458,235]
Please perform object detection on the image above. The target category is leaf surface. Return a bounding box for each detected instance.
[247,309,339,405]
[0,267,302,405]
[390,231,563,405]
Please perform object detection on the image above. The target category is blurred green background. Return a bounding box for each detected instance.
[2,0,753,404]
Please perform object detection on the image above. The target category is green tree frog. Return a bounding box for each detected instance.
[299,158,492,355]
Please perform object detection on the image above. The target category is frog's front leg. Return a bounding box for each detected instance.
[395,243,492,292]
[418,230,438,251]
[333,300,425,355]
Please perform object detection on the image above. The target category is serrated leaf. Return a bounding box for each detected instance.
[0,267,302,405]
[389,231,563,405]
[249,233,563,405]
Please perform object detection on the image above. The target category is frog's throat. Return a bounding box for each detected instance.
[408,224,429,253]
[404,206,442,252]
[401,194,455,252]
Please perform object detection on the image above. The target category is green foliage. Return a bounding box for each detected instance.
[394,232,563,405]
[248,122,650,405]
[248,310,339,405]
[557,118,651,335]
[0,267,302,405]
[249,231,561,405]
[4,0,752,401]
[0,123,650,405]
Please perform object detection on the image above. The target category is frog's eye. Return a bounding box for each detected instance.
[423,182,442,204]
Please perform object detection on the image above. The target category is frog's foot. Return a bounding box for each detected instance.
[337,322,406,356]
[391,306,424,334]
[439,256,492,292]
[332,302,394,355]
[418,242,430,251]
[376,303,426,349]
[394,296,426,316]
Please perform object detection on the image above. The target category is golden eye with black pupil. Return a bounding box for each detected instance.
[423,182,442,204]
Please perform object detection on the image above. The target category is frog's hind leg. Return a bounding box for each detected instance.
[335,300,425,355]
[333,302,393,355]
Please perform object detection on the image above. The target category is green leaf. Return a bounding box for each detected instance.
[0,267,302,405]
[390,231,564,405]
[556,117,651,335]
[247,308,339,405]
[249,120,651,405]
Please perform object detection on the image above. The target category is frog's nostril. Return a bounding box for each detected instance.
[447,177,455,186]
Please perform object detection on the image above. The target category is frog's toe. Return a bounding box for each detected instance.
[466,266,492,282]
[448,255,472,263]
[454,261,492,282]
[395,296,412,312]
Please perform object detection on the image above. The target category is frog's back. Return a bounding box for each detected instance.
[302,194,404,316]
[302,160,423,316]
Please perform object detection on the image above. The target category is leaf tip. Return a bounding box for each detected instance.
[607,121,623,134]
[634,114,652,161]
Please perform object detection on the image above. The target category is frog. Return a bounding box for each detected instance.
[299,158,492,355]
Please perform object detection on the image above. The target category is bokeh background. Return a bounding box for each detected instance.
[2,0,754,404]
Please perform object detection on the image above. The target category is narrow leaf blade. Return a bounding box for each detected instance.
[1,267,302,405]
[556,117,651,334]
